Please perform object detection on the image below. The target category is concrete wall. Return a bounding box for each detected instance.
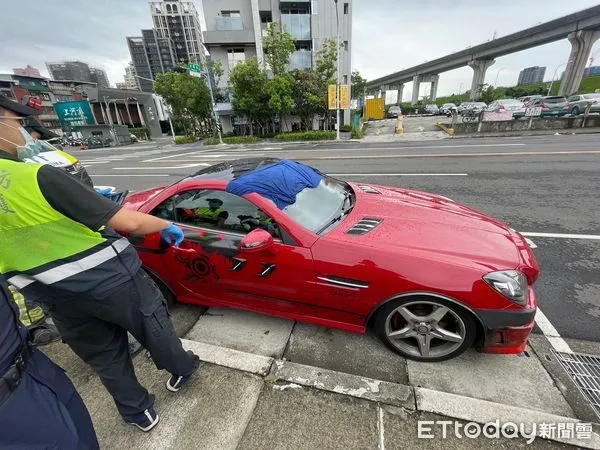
[452,116,600,134]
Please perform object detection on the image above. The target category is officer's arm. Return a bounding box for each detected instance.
[106,208,171,235]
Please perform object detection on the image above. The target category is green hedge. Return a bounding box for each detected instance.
[203,136,261,145]
[350,127,364,139]
[174,135,196,145]
[275,131,336,142]
[130,127,149,140]
[340,124,352,132]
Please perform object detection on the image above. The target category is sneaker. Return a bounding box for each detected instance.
[126,407,159,432]
[166,361,201,392]
[30,324,61,346]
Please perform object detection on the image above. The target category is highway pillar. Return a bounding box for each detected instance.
[397,84,404,103]
[411,75,421,105]
[429,75,439,101]
[559,30,600,96]
[468,59,495,100]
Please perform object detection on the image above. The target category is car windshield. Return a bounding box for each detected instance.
[389,106,401,111]
[545,97,566,103]
[38,140,57,153]
[499,99,521,104]
[282,177,352,233]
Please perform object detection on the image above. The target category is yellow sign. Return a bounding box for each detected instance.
[340,84,350,109]
[328,84,337,110]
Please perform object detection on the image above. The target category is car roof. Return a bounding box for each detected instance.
[186,157,282,182]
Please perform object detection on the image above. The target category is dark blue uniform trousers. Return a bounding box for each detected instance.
[0,350,99,449]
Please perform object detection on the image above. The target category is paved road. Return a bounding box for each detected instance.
[74,133,600,346]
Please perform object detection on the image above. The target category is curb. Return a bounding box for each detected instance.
[180,338,600,449]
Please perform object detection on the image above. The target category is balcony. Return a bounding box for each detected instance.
[281,14,310,40]
[203,29,255,45]
[215,17,243,31]
[288,50,312,70]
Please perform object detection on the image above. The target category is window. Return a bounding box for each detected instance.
[344,2,349,14]
[343,75,348,84]
[227,48,245,68]
[153,189,280,237]
[217,10,242,30]
[343,40,348,51]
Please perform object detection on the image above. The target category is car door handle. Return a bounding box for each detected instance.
[230,258,247,272]
[258,263,276,277]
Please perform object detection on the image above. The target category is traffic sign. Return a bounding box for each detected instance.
[188,63,202,77]
[525,107,542,117]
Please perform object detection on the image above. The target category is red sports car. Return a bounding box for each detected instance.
[122,158,539,362]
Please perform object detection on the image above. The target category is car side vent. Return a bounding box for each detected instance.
[358,185,380,194]
[346,217,382,235]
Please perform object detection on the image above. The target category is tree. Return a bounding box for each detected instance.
[351,71,367,100]
[268,74,295,130]
[228,58,270,135]
[476,83,499,103]
[153,70,212,136]
[263,22,296,77]
[311,38,339,129]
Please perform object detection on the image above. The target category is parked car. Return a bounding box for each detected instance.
[487,99,525,118]
[386,105,402,118]
[518,95,542,108]
[528,96,567,117]
[120,158,540,362]
[457,102,473,114]
[461,102,487,114]
[440,103,457,115]
[563,93,600,115]
[424,104,440,115]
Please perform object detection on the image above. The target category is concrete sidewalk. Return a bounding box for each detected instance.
[40,304,600,449]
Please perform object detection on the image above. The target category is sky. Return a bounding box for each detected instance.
[1,0,599,101]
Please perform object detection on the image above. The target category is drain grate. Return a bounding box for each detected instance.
[553,351,600,419]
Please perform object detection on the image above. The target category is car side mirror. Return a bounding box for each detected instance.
[240,229,273,253]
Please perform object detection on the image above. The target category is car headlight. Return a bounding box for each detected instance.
[483,270,528,305]
[70,162,83,172]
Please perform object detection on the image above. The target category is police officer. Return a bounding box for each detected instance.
[0,96,200,432]
[0,276,100,449]
[194,198,229,228]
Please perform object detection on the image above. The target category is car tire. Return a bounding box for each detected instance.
[373,296,477,362]
[571,106,580,116]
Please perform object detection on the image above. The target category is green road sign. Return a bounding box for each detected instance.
[188,63,202,77]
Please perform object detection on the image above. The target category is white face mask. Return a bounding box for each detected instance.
[0,120,44,160]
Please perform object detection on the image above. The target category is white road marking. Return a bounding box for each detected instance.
[520,232,600,240]
[377,405,385,450]
[329,173,468,176]
[535,308,573,354]
[113,163,210,170]
[298,150,600,161]
[284,143,527,153]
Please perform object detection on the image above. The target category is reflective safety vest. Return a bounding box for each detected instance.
[194,207,223,220]
[0,159,134,300]
[8,285,45,327]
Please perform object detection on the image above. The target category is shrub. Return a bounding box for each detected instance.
[223,136,261,144]
[340,124,352,132]
[275,131,336,141]
[350,127,364,139]
[130,127,149,140]
[174,135,196,145]
[203,137,220,145]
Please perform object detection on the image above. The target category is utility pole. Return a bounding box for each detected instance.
[334,0,340,141]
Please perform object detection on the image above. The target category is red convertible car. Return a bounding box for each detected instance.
[122,158,539,362]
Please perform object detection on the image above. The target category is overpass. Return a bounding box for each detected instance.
[366,5,600,104]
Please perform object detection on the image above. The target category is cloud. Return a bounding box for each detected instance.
[352,0,600,99]
[0,0,598,97]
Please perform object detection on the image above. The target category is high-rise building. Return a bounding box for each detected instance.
[46,61,110,87]
[149,1,206,65]
[116,62,140,90]
[13,65,42,77]
[90,67,111,88]
[201,0,353,131]
[127,29,177,92]
[46,61,92,82]
[517,66,546,86]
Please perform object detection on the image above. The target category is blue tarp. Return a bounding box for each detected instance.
[226,160,323,209]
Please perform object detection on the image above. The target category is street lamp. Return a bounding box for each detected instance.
[133,75,176,143]
[494,68,505,87]
[334,0,340,141]
[547,62,567,96]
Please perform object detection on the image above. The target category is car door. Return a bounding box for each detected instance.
[150,187,317,311]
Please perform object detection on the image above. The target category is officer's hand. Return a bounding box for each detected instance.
[161,223,185,247]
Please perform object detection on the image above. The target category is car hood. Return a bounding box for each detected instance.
[331,182,530,272]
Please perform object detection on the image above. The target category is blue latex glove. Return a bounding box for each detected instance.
[161,223,184,247]
[95,187,113,197]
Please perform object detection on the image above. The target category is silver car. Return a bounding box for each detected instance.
[486,99,525,118]
[564,93,600,115]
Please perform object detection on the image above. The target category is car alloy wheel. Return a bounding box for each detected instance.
[571,106,580,116]
[374,298,476,362]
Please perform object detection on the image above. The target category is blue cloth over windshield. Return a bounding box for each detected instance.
[226,160,323,209]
